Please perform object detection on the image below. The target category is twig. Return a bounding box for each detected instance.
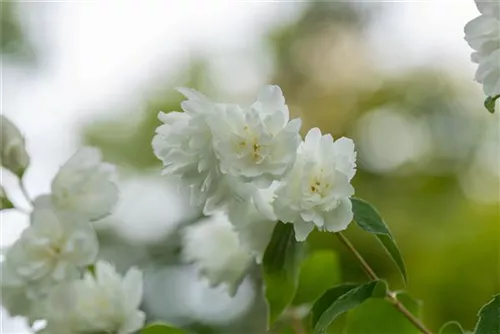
[18,177,34,207]
[336,232,433,334]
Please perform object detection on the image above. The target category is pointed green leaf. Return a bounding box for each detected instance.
[485,95,500,114]
[293,250,341,305]
[345,291,421,334]
[440,321,465,334]
[311,280,384,334]
[140,322,187,334]
[351,197,407,284]
[474,294,500,334]
[263,222,304,328]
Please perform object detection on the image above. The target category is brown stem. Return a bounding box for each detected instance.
[336,232,433,334]
[290,311,306,334]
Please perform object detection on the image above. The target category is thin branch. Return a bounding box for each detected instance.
[18,178,34,207]
[336,232,378,281]
[336,232,433,334]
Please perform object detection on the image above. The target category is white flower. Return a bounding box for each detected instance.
[51,147,119,221]
[41,261,145,334]
[273,128,356,241]
[182,213,253,296]
[0,115,30,177]
[153,88,236,213]
[1,199,98,298]
[209,85,302,187]
[464,0,500,96]
[227,182,279,263]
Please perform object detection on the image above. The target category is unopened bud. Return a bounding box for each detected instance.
[0,115,30,178]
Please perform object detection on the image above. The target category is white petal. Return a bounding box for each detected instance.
[119,311,145,334]
[304,128,322,152]
[122,267,143,308]
[293,221,315,242]
[324,198,353,233]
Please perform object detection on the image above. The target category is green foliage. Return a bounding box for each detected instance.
[263,222,304,328]
[351,198,407,284]
[345,292,421,334]
[484,95,500,114]
[1,2,37,64]
[474,294,500,334]
[0,186,14,210]
[311,280,385,334]
[440,321,465,334]
[293,250,341,305]
[140,323,187,334]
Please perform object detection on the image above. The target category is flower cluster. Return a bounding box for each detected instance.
[153,85,357,294]
[1,147,145,334]
[464,0,500,97]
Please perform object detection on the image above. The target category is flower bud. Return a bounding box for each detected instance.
[0,115,30,178]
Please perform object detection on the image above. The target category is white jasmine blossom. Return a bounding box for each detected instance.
[464,0,500,96]
[209,85,302,187]
[51,147,119,221]
[41,261,145,334]
[182,213,253,296]
[1,199,98,298]
[273,128,356,241]
[228,182,279,263]
[152,88,235,213]
[0,115,30,177]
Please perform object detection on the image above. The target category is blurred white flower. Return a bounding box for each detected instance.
[0,200,98,298]
[153,88,235,213]
[209,85,301,187]
[41,261,145,334]
[182,214,253,296]
[51,147,119,221]
[273,128,356,241]
[228,182,279,263]
[0,115,30,177]
[464,0,500,96]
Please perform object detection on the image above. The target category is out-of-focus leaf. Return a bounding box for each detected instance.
[293,250,341,305]
[474,294,500,334]
[263,222,304,328]
[351,197,407,284]
[140,322,187,334]
[311,280,384,334]
[344,291,422,334]
[439,321,465,334]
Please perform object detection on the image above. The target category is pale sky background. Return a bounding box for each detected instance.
[0,0,483,332]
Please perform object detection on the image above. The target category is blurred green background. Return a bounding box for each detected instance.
[2,1,498,333]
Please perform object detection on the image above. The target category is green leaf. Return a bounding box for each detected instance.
[262,222,304,328]
[311,280,384,334]
[474,294,500,334]
[345,291,422,334]
[485,95,500,114]
[440,321,465,334]
[0,185,14,210]
[140,322,187,334]
[351,197,407,284]
[293,250,341,305]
